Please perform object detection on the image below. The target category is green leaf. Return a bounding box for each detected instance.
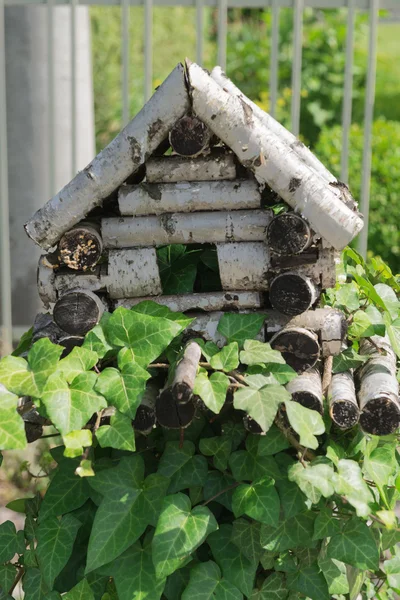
[152,493,218,578]
[131,299,194,329]
[383,548,400,593]
[253,363,297,385]
[209,342,239,372]
[0,338,62,397]
[332,459,373,518]
[23,568,49,600]
[199,436,232,471]
[168,455,208,494]
[95,363,150,419]
[96,411,135,451]
[229,450,280,483]
[318,555,349,595]
[6,497,32,513]
[193,372,230,414]
[386,316,400,359]
[41,371,106,436]
[327,517,379,570]
[232,476,280,525]
[335,282,360,312]
[163,564,192,600]
[240,340,285,366]
[0,520,25,562]
[203,471,237,511]
[260,512,317,552]
[158,441,195,478]
[288,462,335,504]
[36,514,81,588]
[352,271,388,311]
[249,572,289,600]
[231,519,263,564]
[284,400,325,450]
[12,326,33,357]
[276,478,308,519]
[348,310,385,339]
[104,541,166,600]
[105,307,183,367]
[86,456,169,572]
[0,564,17,593]
[257,426,290,455]
[157,245,200,294]
[196,340,220,362]
[82,313,116,360]
[207,525,257,597]
[234,385,289,433]
[63,430,92,458]
[76,459,95,478]
[364,444,397,489]
[217,313,265,346]
[332,347,368,373]
[0,386,26,450]
[57,347,98,383]
[375,284,400,319]
[64,578,94,600]
[287,563,330,600]
[182,561,243,600]
[39,461,91,520]
[312,508,341,540]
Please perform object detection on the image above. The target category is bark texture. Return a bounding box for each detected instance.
[217,242,270,291]
[168,341,202,404]
[116,291,263,312]
[329,371,359,429]
[145,150,236,183]
[106,248,162,299]
[133,381,158,435]
[286,368,323,413]
[53,289,106,336]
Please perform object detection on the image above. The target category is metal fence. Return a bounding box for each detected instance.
[0,0,397,352]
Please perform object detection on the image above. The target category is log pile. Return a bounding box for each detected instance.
[24,60,398,438]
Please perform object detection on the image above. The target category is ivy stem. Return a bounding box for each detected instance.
[8,566,24,595]
[202,482,241,506]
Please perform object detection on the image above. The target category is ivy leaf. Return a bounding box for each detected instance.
[240,340,285,366]
[199,437,232,471]
[0,338,62,396]
[57,347,98,383]
[203,471,237,511]
[39,460,91,520]
[249,363,297,385]
[332,347,368,373]
[36,514,81,588]
[229,448,281,483]
[168,455,208,494]
[157,245,200,294]
[312,508,341,540]
[42,371,107,436]
[209,342,239,372]
[63,430,92,458]
[364,444,397,489]
[182,561,243,600]
[95,363,150,419]
[0,564,17,593]
[231,519,263,564]
[96,411,136,451]
[152,493,218,578]
[327,517,379,570]
[287,563,330,600]
[193,372,230,414]
[256,426,290,455]
[288,462,335,504]
[383,548,400,593]
[86,456,169,572]
[284,401,325,450]
[318,555,349,595]
[64,578,95,600]
[335,282,360,312]
[163,564,192,600]
[22,568,49,600]
[196,340,220,362]
[157,441,195,478]
[105,307,183,367]
[249,572,289,600]
[260,512,317,552]
[0,520,25,562]
[0,385,26,450]
[332,459,373,518]
[374,284,400,319]
[386,316,400,359]
[131,299,194,329]
[233,385,290,432]
[82,313,117,360]
[104,541,166,600]
[217,313,265,346]
[276,477,308,519]
[207,524,257,597]
[232,476,280,525]
[348,310,385,339]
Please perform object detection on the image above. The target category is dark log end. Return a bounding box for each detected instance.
[25,422,43,443]
[53,290,103,336]
[270,329,320,373]
[59,335,84,358]
[269,273,317,316]
[59,226,103,271]
[156,389,196,429]
[169,115,210,157]
[360,397,400,436]
[267,213,311,255]
[172,382,193,405]
[331,401,360,429]
[291,391,323,414]
[132,405,156,435]
[243,414,264,434]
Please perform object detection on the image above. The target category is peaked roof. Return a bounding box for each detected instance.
[25,60,363,252]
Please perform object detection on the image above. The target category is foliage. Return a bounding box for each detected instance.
[1,250,400,598]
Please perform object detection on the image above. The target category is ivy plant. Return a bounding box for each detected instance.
[0,248,400,600]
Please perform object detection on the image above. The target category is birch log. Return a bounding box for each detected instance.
[329,372,359,429]
[243,414,264,435]
[25,63,190,249]
[169,114,211,157]
[211,66,335,185]
[116,291,263,312]
[156,394,196,429]
[269,272,319,316]
[53,288,106,336]
[188,62,363,250]
[145,150,236,183]
[161,341,202,405]
[217,242,270,291]
[286,369,323,413]
[133,381,158,435]
[118,179,261,216]
[267,213,311,255]
[58,335,84,357]
[101,209,272,248]
[270,327,320,373]
[106,248,162,299]
[58,222,103,270]
[358,336,400,436]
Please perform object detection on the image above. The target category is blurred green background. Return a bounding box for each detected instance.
[90,7,400,272]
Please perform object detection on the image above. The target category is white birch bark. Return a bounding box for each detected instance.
[217,242,270,291]
[116,291,263,312]
[145,151,236,183]
[118,179,261,216]
[186,311,265,346]
[329,371,359,429]
[106,248,162,299]
[266,307,345,341]
[102,209,272,248]
[25,63,190,249]
[170,341,202,404]
[37,254,57,306]
[55,266,105,298]
[188,62,363,250]
[286,368,323,413]
[133,381,158,435]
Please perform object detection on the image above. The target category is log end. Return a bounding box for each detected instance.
[330,400,360,429]
[360,397,400,436]
[156,389,196,429]
[267,213,311,255]
[132,405,156,435]
[270,328,320,373]
[291,391,323,414]
[59,226,103,271]
[53,290,104,336]
[173,382,194,405]
[169,115,211,157]
[269,273,318,316]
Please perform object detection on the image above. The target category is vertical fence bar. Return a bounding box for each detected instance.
[269,0,280,118]
[48,0,56,196]
[71,0,77,175]
[290,0,303,136]
[217,0,227,71]
[144,0,153,101]
[196,0,204,65]
[121,0,130,126]
[0,0,12,353]
[357,0,379,257]
[340,0,355,184]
